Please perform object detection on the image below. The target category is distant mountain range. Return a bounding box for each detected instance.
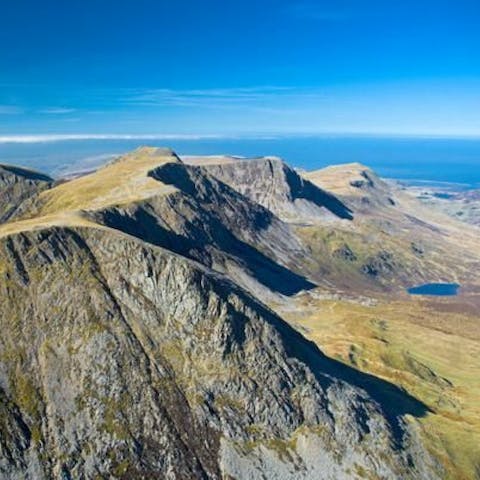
[0,147,479,479]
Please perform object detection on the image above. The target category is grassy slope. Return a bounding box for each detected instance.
[276,294,480,479]
[37,147,179,214]
[0,147,179,238]
[291,164,480,479]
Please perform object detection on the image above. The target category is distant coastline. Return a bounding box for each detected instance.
[0,135,479,188]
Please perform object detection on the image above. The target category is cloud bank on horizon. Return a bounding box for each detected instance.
[0,134,228,144]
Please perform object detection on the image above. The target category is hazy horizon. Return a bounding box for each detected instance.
[2,135,480,189]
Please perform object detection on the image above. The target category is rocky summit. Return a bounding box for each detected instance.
[0,147,479,479]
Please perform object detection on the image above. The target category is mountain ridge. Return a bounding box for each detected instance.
[0,148,479,479]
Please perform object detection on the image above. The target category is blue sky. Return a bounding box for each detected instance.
[1,0,479,139]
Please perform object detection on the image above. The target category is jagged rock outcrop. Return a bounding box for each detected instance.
[199,157,353,224]
[90,162,316,297]
[0,165,52,223]
[0,226,439,479]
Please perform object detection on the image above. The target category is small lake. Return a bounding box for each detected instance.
[407,283,460,296]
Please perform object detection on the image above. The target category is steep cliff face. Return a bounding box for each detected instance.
[0,226,438,479]
[199,157,353,224]
[0,165,52,223]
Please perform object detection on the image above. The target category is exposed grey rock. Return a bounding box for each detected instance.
[0,226,440,479]
[201,158,353,223]
[0,165,52,223]
[332,244,357,262]
[90,162,317,297]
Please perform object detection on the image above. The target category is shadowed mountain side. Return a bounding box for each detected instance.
[71,162,317,296]
[292,342,430,446]
[283,164,354,220]
[96,203,316,296]
[0,165,53,223]
[0,165,53,183]
[199,157,353,222]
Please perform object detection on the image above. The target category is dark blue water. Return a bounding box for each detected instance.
[0,136,479,187]
[433,192,455,199]
[407,283,460,296]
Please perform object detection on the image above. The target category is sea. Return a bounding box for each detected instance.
[1,135,479,189]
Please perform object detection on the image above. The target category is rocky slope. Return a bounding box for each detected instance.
[0,165,52,223]
[195,157,353,224]
[407,185,480,227]
[182,158,479,293]
[91,161,316,297]
[0,225,438,479]
[0,148,445,479]
[15,148,316,298]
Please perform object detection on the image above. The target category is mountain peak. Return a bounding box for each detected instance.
[305,162,395,209]
[197,156,353,222]
[36,147,182,214]
[108,146,181,167]
[133,145,178,157]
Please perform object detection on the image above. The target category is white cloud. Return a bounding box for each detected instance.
[38,107,77,114]
[0,134,229,144]
[122,86,326,109]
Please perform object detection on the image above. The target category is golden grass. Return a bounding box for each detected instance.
[305,162,480,255]
[0,147,179,238]
[0,212,99,238]
[37,147,179,214]
[305,162,375,198]
[276,293,480,480]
